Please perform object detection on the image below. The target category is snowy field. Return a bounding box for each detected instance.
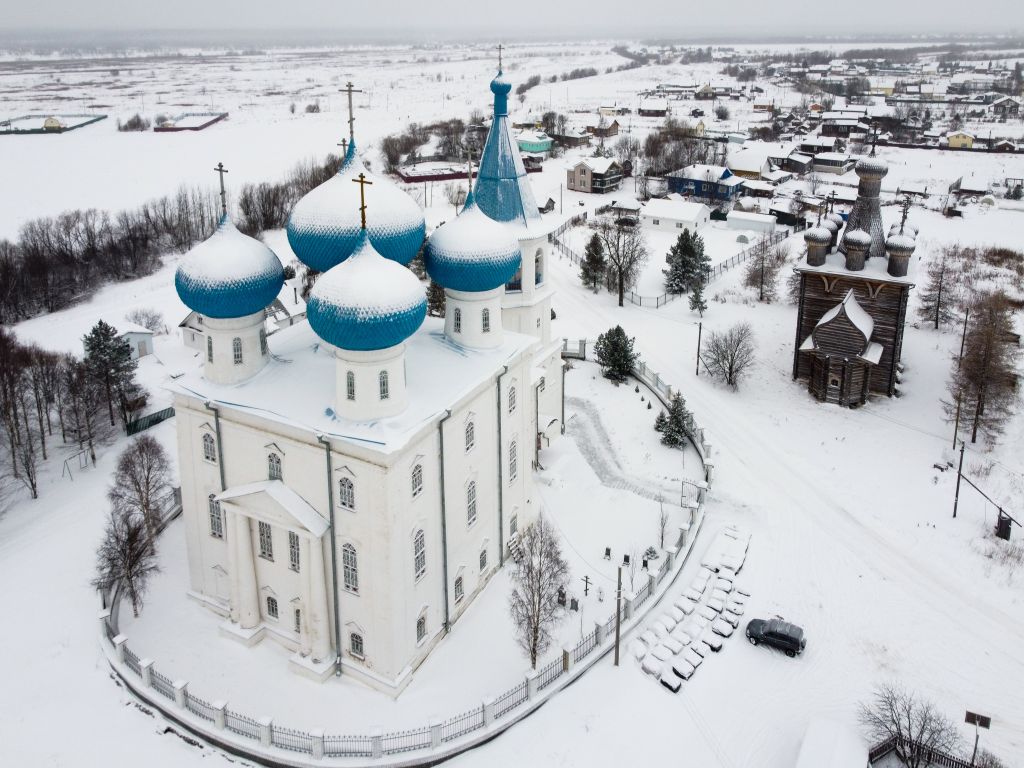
[2,37,1024,768]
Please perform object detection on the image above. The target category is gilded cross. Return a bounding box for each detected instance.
[341,81,363,144]
[213,162,229,216]
[352,172,373,230]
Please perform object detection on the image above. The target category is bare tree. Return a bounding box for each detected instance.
[858,683,961,768]
[125,308,165,334]
[658,499,669,549]
[704,323,756,388]
[594,216,650,307]
[917,245,967,330]
[508,515,569,669]
[806,172,823,196]
[92,507,160,618]
[743,241,788,303]
[108,435,173,552]
[975,749,1008,768]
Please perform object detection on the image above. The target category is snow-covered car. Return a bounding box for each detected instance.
[671,658,696,680]
[746,618,806,657]
[660,672,682,693]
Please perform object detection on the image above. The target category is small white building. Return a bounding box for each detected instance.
[640,198,711,233]
[88,319,155,359]
[726,210,777,233]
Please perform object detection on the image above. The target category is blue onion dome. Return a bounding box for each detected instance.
[307,230,426,351]
[842,228,872,250]
[424,194,522,292]
[855,155,889,179]
[490,71,512,97]
[804,226,833,245]
[286,141,426,272]
[175,214,284,319]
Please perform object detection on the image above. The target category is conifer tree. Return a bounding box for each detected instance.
[426,279,446,317]
[83,321,139,427]
[660,392,693,449]
[580,234,606,293]
[594,325,638,383]
[689,277,708,316]
[653,410,667,433]
[663,229,694,294]
[917,245,963,329]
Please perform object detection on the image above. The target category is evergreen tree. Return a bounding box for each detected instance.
[83,320,139,428]
[594,325,638,383]
[690,231,710,291]
[427,279,446,317]
[663,229,694,294]
[580,234,606,293]
[653,410,667,433]
[689,277,708,316]
[660,392,693,449]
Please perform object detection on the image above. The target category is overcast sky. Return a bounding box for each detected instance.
[5,0,1023,36]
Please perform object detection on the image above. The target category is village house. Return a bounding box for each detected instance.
[549,127,591,148]
[565,157,623,194]
[638,198,711,233]
[638,98,669,118]
[991,96,1020,119]
[587,119,620,139]
[665,164,745,202]
[516,129,553,154]
[946,131,975,150]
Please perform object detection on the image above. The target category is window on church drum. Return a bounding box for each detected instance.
[339,477,355,511]
[534,248,544,285]
[208,494,223,539]
[232,337,243,365]
[482,308,490,333]
[260,329,268,356]
[346,370,356,401]
[480,548,488,572]
[379,370,390,400]
[206,335,213,363]
[508,386,517,414]
[268,452,282,481]
[342,543,359,593]
[202,433,217,463]
[288,531,300,572]
[465,421,475,452]
[509,440,518,481]
[266,596,278,620]
[350,632,364,658]
[258,521,273,560]
[412,464,423,498]
[416,616,427,643]
[453,307,462,333]
[466,481,477,526]
[294,608,301,633]
[454,576,464,603]
[413,529,426,580]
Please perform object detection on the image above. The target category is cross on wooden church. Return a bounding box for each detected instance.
[898,195,912,231]
[213,162,229,215]
[497,43,503,70]
[342,81,363,143]
[352,172,373,229]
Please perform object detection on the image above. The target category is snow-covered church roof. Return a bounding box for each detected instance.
[286,141,426,272]
[175,214,285,319]
[424,191,522,292]
[306,229,426,351]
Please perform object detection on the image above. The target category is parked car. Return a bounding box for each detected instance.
[745,618,806,657]
[690,108,705,118]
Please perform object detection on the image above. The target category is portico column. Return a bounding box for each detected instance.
[234,512,260,630]
[299,538,313,657]
[226,509,241,624]
[309,535,331,663]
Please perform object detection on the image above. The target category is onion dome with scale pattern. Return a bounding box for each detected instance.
[885,232,916,256]
[423,192,522,292]
[889,222,919,238]
[804,226,833,246]
[826,212,845,228]
[286,141,426,272]
[842,228,872,250]
[855,154,889,179]
[175,214,284,319]
[306,230,426,351]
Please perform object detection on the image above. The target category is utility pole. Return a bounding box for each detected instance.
[614,565,622,667]
[953,440,966,518]
[958,307,970,368]
[953,391,962,450]
[695,321,703,376]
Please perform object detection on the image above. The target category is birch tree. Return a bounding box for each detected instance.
[108,436,173,552]
[509,516,569,669]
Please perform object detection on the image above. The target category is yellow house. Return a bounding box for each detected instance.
[947,131,975,149]
[693,120,706,137]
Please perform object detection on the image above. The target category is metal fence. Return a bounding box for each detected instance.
[124,647,141,675]
[186,694,216,723]
[536,657,564,691]
[126,406,175,436]
[705,229,787,283]
[572,629,599,663]
[494,681,528,719]
[225,710,261,739]
[151,669,174,699]
[381,727,432,755]
[868,736,972,768]
[272,724,315,754]
[324,734,373,757]
[441,706,485,742]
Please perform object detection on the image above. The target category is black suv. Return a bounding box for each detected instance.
[746,618,806,657]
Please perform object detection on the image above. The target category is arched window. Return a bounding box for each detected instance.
[202,433,217,463]
[540,376,546,392]
[208,494,223,539]
[346,370,356,401]
[509,440,518,481]
[466,481,477,526]
[342,543,359,593]
[232,337,243,365]
[454,576,464,603]
[294,608,302,633]
[535,247,544,285]
[350,632,364,658]
[266,596,279,619]
[480,548,488,572]
[482,308,491,333]
[260,329,268,356]
[411,464,423,498]
[379,370,390,400]
[268,453,282,481]
[206,335,213,363]
[465,421,475,452]
[288,531,300,572]
[508,386,517,414]
[413,529,426,579]
[339,477,355,511]
[453,307,462,333]
[416,616,427,642]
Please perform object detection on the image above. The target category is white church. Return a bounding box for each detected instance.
[171,68,565,694]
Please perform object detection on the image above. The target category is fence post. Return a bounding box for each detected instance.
[594,620,605,646]
[665,546,677,572]
[310,728,325,760]
[525,671,538,700]
[173,680,188,709]
[371,728,383,759]
[212,701,227,730]
[697,480,708,505]
[704,461,715,486]
[562,645,573,674]
[430,719,442,749]
[140,658,154,687]
[98,608,111,636]
[482,697,495,727]
[623,594,634,620]
[113,635,127,663]
[259,717,273,747]
[647,572,657,596]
